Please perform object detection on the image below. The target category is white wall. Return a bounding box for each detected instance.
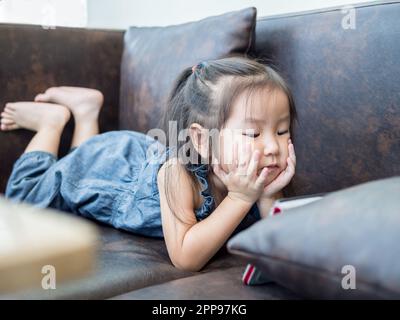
[0,0,374,30]
[0,0,87,28]
[87,0,373,30]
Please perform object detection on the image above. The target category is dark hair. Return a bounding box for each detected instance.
[158,55,298,223]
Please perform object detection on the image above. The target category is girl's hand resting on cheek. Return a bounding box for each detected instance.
[212,142,269,205]
[260,139,296,199]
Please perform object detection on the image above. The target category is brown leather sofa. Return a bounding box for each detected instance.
[1,1,399,299]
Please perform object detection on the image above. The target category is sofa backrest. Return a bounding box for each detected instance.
[250,1,400,195]
[0,2,398,197]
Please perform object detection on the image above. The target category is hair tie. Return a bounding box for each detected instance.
[192,61,207,74]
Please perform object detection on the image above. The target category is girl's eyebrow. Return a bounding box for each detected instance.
[244,118,264,123]
[278,114,291,122]
[244,114,290,123]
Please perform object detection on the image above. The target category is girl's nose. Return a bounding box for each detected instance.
[262,138,279,156]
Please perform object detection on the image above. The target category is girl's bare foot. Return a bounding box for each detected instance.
[35,86,103,148]
[34,86,103,123]
[0,102,71,132]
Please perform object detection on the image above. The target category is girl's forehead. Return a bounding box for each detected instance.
[229,87,289,122]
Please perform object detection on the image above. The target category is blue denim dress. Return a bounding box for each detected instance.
[5,130,260,238]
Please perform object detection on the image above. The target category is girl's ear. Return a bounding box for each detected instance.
[189,123,209,159]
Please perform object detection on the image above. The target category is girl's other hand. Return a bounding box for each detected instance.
[211,142,268,205]
[260,138,296,199]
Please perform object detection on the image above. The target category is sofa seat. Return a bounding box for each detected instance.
[2,222,253,299]
[112,266,299,300]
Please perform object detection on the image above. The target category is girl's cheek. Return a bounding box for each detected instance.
[281,139,289,158]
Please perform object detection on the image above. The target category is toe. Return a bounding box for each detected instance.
[59,86,76,91]
[1,111,14,119]
[5,105,15,113]
[1,123,19,131]
[45,87,60,95]
[5,103,15,110]
[34,93,50,102]
[34,93,43,101]
[1,118,15,125]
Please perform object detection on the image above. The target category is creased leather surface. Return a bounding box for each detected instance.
[1,1,399,300]
[2,223,248,299]
[112,266,299,300]
[0,24,124,193]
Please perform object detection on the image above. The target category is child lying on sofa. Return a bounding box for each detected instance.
[1,56,297,272]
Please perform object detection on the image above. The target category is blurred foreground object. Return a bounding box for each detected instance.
[0,195,99,294]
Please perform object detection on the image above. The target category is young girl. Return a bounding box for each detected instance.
[1,57,297,272]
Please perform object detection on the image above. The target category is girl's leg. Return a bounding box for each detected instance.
[34,86,104,149]
[0,102,71,157]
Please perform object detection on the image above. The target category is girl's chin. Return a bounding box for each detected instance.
[257,171,279,186]
[257,168,279,177]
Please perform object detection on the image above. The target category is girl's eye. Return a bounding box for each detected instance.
[242,132,260,138]
[242,129,288,137]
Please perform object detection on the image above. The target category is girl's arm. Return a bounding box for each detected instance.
[175,195,253,271]
[158,160,254,272]
[257,191,283,218]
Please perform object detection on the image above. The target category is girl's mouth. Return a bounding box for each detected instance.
[257,165,279,175]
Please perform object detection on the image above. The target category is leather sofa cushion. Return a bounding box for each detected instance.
[2,223,248,299]
[119,7,257,133]
[112,266,299,300]
[228,176,400,299]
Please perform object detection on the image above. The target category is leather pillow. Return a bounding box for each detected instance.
[227,176,400,299]
[119,7,257,133]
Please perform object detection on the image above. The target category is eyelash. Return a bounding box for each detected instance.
[242,130,289,138]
